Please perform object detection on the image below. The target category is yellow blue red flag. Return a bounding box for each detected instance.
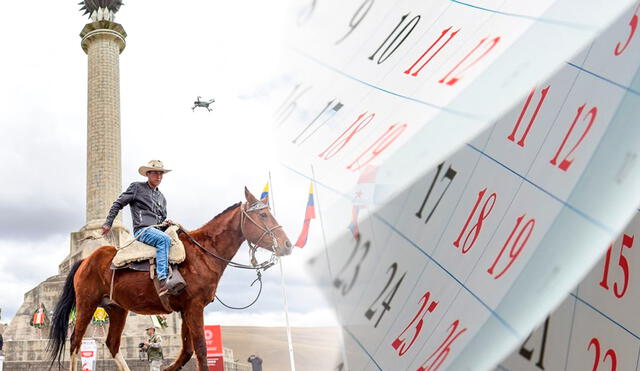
[294,182,315,248]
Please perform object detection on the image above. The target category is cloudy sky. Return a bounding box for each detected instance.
[0,0,337,327]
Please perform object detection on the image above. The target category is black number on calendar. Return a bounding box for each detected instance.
[415,161,457,224]
[369,12,421,64]
[293,99,344,144]
[336,0,375,44]
[364,262,406,327]
[333,238,371,295]
[519,316,550,369]
[275,83,312,128]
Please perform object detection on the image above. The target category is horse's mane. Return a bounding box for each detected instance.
[190,202,242,239]
[212,202,241,221]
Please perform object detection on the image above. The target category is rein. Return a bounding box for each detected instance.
[178,200,281,309]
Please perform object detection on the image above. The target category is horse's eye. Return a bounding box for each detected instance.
[259,213,267,218]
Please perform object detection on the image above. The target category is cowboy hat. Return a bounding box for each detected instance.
[138,160,172,176]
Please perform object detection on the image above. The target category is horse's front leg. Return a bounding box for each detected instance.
[164,315,193,371]
[183,306,208,371]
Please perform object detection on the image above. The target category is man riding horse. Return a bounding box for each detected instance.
[50,184,293,371]
[102,159,174,296]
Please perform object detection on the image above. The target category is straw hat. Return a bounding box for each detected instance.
[138,160,172,176]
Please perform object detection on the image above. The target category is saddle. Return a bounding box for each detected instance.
[108,225,187,310]
[111,225,186,267]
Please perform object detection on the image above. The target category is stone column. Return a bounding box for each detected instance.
[59,21,130,273]
[81,21,126,230]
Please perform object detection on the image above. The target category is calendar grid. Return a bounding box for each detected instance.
[282,162,521,332]
[289,47,482,119]
[448,0,597,30]
[570,293,640,342]
[282,104,627,366]
[283,116,627,345]
[373,212,520,337]
[563,290,579,371]
[344,327,384,371]
[290,41,639,134]
[466,143,615,234]
[567,62,640,96]
[369,132,494,368]
[279,1,640,369]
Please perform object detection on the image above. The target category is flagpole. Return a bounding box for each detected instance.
[310,164,351,371]
[269,171,297,371]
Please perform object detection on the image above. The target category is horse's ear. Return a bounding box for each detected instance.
[244,186,257,203]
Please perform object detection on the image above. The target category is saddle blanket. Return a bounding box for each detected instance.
[112,225,186,267]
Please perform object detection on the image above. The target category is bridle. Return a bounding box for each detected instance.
[178,200,284,309]
[240,200,284,267]
[179,200,282,270]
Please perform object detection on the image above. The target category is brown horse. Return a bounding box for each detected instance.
[48,187,292,371]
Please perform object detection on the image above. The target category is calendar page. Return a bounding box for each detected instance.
[266,1,640,370]
[497,210,640,371]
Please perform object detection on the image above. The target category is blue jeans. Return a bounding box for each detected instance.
[134,227,170,280]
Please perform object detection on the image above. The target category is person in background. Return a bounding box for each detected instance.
[248,354,263,371]
[143,326,163,371]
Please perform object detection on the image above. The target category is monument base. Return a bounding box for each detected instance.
[59,223,130,274]
[4,225,186,365]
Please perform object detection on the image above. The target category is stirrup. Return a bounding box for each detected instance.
[100,296,120,308]
[153,277,173,312]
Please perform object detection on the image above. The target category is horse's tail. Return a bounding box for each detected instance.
[47,259,83,369]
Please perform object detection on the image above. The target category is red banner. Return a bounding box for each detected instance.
[204,325,224,371]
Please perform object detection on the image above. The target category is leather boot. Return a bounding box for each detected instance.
[156,278,169,297]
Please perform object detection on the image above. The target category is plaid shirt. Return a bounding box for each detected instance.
[104,181,167,234]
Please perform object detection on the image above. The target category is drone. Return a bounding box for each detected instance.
[192,96,215,112]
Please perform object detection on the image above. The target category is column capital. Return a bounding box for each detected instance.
[80,21,127,54]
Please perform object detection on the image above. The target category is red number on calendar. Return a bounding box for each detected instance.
[391,291,439,357]
[439,36,501,86]
[404,26,460,77]
[416,320,467,371]
[507,86,550,147]
[487,215,535,279]
[599,234,634,298]
[588,337,617,371]
[347,123,408,171]
[549,104,597,171]
[614,4,640,56]
[318,112,375,160]
[453,188,497,253]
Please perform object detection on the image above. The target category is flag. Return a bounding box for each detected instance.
[261,182,269,200]
[349,165,378,240]
[294,182,315,248]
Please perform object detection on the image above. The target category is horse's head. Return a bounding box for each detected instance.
[241,186,293,256]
